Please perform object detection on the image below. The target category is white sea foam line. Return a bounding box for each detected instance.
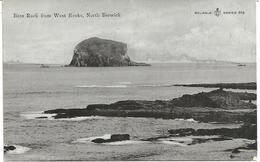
[56,116,106,121]
[157,137,193,142]
[21,111,107,121]
[20,111,56,120]
[158,141,187,146]
[103,140,147,145]
[5,145,31,154]
[75,85,128,88]
[174,118,198,123]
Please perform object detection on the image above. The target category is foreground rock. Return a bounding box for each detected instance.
[92,134,130,143]
[174,82,256,90]
[168,123,256,140]
[226,141,257,154]
[44,89,256,123]
[141,123,256,152]
[68,37,150,67]
[4,145,16,153]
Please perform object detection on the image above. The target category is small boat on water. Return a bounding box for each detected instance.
[40,64,50,68]
[238,64,246,67]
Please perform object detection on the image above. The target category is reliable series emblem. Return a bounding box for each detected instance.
[214,8,221,17]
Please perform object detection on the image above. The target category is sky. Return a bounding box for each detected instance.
[3,0,256,64]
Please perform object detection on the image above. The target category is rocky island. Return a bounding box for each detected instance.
[68,37,150,67]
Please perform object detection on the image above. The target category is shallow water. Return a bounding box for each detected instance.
[3,63,256,160]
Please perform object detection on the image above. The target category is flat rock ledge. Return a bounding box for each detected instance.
[44,89,256,123]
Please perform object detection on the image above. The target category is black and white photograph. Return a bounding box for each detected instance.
[2,0,257,161]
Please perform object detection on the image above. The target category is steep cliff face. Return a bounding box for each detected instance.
[69,37,150,67]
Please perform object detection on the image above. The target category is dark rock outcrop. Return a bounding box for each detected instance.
[168,123,256,140]
[225,141,257,155]
[44,89,256,123]
[91,138,107,143]
[110,134,130,141]
[4,145,16,153]
[174,82,256,90]
[170,89,256,109]
[91,134,130,143]
[68,37,150,67]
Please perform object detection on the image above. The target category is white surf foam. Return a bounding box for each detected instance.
[157,136,192,146]
[56,116,106,121]
[103,140,147,145]
[174,118,198,123]
[158,141,187,146]
[21,111,107,121]
[20,111,56,120]
[5,145,31,154]
[158,137,193,142]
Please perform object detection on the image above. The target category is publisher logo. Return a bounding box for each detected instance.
[194,8,245,17]
[214,8,221,17]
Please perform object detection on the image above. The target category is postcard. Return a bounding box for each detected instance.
[3,0,256,161]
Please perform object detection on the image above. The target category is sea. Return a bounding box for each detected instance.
[3,63,256,161]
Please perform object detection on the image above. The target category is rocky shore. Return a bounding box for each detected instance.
[44,89,256,123]
[27,86,258,159]
[167,123,256,139]
[174,82,256,90]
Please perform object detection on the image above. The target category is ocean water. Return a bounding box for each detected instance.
[3,63,256,161]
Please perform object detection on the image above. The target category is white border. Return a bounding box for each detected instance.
[0,1,3,161]
[256,1,259,161]
[0,1,259,162]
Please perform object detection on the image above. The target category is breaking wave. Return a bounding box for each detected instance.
[174,118,198,123]
[20,111,56,120]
